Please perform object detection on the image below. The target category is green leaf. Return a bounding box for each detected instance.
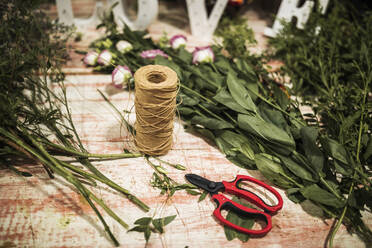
[226,72,257,113]
[144,227,151,243]
[186,189,200,195]
[273,84,290,110]
[254,153,294,188]
[286,188,306,203]
[321,137,350,165]
[215,136,237,156]
[218,130,255,160]
[213,87,250,114]
[179,93,199,106]
[134,217,152,226]
[177,107,194,115]
[162,215,177,226]
[299,184,345,208]
[223,196,254,242]
[191,116,234,130]
[277,154,318,182]
[363,135,372,160]
[152,215,176,234]
[300,127,324,172]
[198,191,208,202]
[152,218,164,233]
[128,225,148,233]
[238,114,295,153]
[177,47,192,63]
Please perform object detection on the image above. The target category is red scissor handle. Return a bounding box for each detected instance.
[222,175,283,214]
[212,194,272,235]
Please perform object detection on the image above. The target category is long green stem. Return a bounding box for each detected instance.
[0,129,119,246]
[180,84,214,104]
[43,140,142,159]
[61,161,149,211]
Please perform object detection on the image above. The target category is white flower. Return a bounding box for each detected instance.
[112,65,132,89]
[192,46,214,64]
[97,49,112,66]
[170,35,187,49]
[83,51,98,66]
[116,40,133,53]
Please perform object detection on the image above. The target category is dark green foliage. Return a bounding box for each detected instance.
[269,0,372,245]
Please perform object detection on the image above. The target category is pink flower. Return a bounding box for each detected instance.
[97,49,113,66]
[170,35,187,49]
[83,51,98,66]
[192,46,214,64]
[140,49,168,59]
[112,65,132,89]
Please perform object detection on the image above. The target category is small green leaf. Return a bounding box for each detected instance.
[286,188,306,203]
[152,218,164,233]
[144,227,151,242]
[162,215,177,226]
[186,189,200,195]
[213,87,249,114]
[226,72,256,113]
[128,225,147,233]
[223,196,254,242]
[198,191,208,202]
[300,127,324,172]
[321,137,350,165]
[134,217,152,226]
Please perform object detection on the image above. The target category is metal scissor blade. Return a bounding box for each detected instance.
[185,174,224,194]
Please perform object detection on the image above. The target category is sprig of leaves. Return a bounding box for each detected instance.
[129,215,177,243]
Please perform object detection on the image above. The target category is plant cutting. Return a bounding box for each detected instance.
[0,1,150,246]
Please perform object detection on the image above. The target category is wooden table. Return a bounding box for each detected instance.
[1,3,371,248]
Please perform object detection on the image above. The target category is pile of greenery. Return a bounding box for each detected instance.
[87,1,372,245]
[0,1,151,246]
[269,0,372,246]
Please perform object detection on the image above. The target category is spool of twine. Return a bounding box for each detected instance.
[134,65,178,156]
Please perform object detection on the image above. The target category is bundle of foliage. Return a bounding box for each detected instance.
[0,1,149,246]
[269,0,372,246]
[87,4,372,244]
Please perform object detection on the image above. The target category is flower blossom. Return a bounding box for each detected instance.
[83,51,98,66]
[116,40,133,53]
[170,35,187,49]
[192,46,214,64]
[140,49,168,59]
[97,50,113,66]
[112,65,132,89]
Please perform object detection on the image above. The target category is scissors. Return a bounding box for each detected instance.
[185,174,283,235]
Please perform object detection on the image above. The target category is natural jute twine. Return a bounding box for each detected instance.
[134,65,178,156]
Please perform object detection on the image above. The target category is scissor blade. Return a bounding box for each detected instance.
[185,174,223,193]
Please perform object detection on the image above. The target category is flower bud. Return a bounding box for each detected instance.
[112,65,132,89]
[140,49,168,59]
[116,40,133,53]
[97,49,113,66]
[83,51,98,66]
[170,35,187,49]
[192,46,214,64]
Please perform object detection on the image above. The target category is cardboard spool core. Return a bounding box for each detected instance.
[147,71,167,84]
